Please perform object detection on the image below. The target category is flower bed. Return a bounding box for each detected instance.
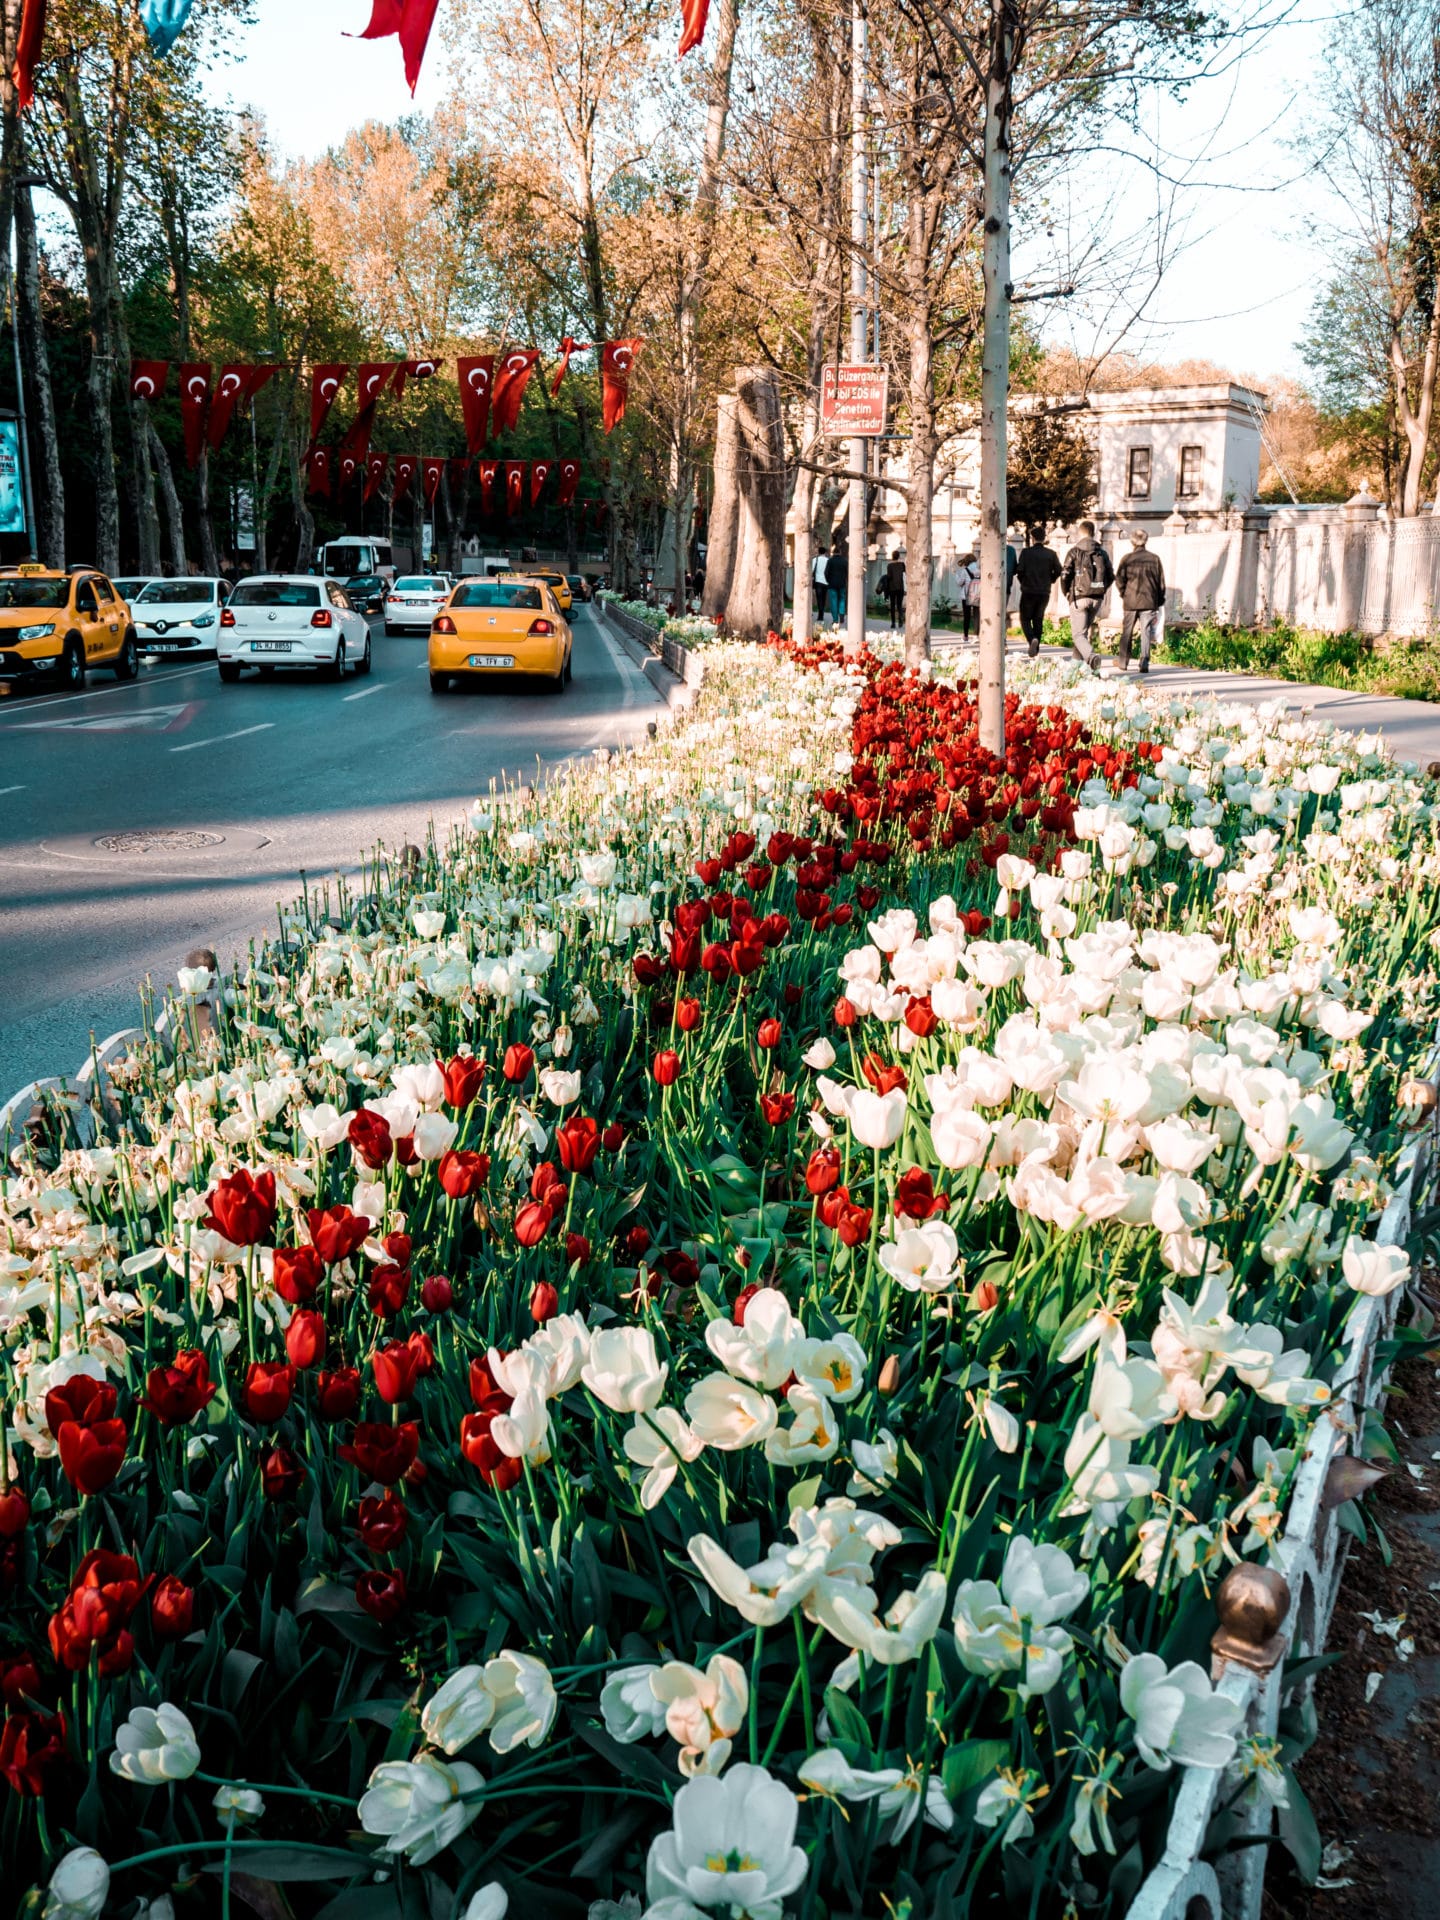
[3,644,1439,1920]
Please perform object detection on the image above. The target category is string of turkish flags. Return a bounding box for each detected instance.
[16,0,202,115]
[304,451,583,511]
[129,359,277,467]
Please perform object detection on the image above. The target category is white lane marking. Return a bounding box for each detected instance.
[0,783,25,795]
[342,683,385,701]
[170,723,275,755]
[0,659,216,726]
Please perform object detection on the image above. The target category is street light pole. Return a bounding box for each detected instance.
[845,0,868,656]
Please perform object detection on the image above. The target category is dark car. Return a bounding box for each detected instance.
[345,574,386,613]
[566,575,593,603]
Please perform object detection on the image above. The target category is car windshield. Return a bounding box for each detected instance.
[138,582,215,606]
[567,577,584,588]
[347,576,381,589]
[394,577,446,592]
[0,577,68,608]
[230,581,322,608]
[453,583,542,610]
[325,548,368,574]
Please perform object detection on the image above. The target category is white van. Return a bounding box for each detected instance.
[320,539,394,584]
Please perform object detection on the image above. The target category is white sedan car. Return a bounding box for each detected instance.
[133,577,229,655]
[217,577,371,682]
[384,575,453,635]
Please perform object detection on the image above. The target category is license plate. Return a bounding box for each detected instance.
[468,654,514,668]
[251,641,293,652]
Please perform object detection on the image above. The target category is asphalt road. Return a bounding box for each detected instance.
[0,605,663,1099]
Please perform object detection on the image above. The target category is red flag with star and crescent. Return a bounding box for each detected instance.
[365,452,390,502]
[306,448,332,499]
[492,349,540,437]
[178,363,211,468]
[530,459,553,507]
[392,454,418,503]
[601,340,643,434]
[456,355,494,454]
[356,0,441,94]
[503,461,527,514]
[478,460,498,515]
[392,357,441,402]
[207,365,251,450]
[308,365,349,449]
[550,336,586,398]
[337,451,361,492]
[129,360,170,401]
[422,458,444,506]
[557,458,580,506]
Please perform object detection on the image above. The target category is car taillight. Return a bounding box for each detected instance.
[311,609,333,628]
[220,607,236,627]
[529,618,555,636]
[433,615,457,634]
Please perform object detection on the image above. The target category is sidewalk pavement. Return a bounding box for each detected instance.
[853,619,1440,769]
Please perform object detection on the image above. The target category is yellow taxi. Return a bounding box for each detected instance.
[0,565,138,692]
[429,575,573,694]
[524,568,572,613]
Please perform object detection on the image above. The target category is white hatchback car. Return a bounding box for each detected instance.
[217,577,371,682]
[384,575,453,635]
[133,577,228,655]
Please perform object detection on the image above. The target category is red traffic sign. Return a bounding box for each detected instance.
[821,363,889,436]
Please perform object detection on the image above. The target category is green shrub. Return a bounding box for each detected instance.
[1158,619,1440,702]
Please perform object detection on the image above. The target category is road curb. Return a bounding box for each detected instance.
[595,601,701,710]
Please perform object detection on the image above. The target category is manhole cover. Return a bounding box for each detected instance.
[94,830,226,854]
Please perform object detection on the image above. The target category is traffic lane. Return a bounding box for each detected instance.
[0,607,661,1093]
[0,609,648,848]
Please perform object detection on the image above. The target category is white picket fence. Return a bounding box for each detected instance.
[2,1010,1434,1919]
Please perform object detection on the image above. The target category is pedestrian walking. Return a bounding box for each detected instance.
[884,549,905,630]
[1015,525,1062,656]
[812,545,830,622]
[825,544,848,623]
[957,553,979,640]
[1114,528,1166,673]
[1059,520,1113,672]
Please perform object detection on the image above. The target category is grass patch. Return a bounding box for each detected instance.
[1157,618,1440,702]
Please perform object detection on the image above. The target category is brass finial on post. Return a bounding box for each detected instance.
[1211,1564,1291,1678]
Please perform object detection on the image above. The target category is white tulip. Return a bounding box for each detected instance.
[461,1887,508,1920]
[651,1653,748,1775]
[643,1764,808,1914]
[624,1406,705,1507]
[482,1650,558,1753]
[581,1327,668,1412]
[109,1702,201,1784]
[1341,1235,1410,1298]
[684,1373,779,1450]
[421,1665,495,1755]
[43,1850,110,1920]
[538,1067,582,1106]
[847,1086,907,1150]
[600,1664,668,1743]
[1120,1653,1243,1770]
[358,1753,484,1863]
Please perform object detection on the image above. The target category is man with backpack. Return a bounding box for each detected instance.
[1060,521,1113,672]
[1015,526,1062,657]
[1113,529,1166,673]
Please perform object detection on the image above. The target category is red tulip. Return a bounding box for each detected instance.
[315,1367,363,1421]
[805,1148,841,1196]
[383,1231,413,1268]
[894,1167,947,1221]
[420,1273,454,1312]
[371,1341,422,1405]
[459,1412,522,1491]
[515,1200,555,1248]
[904,996,937,1038]
[205,1168,277,1246]
[601,1123,625,1152]
[44,1374,116,1437]
[356,1568,408,1622]
[0,1650,43,1708]
[624,1225,651,1260]
[284,1309,326,1370]
[0,1708,68,1798]
[502,1043,534,1083]
[759,1090,796,1126]
[272,1244,323,1304]
[565,1231,592,1268]
[837,1202,872,1248]
[56,1420,126,1496]
[0,1490,31,1538]
[441,1052,486,1109]
[469,1358,512,1414]
[556,1115,601,1173]
[529,1281,559,1324]
[347,1109,393,1171]
[261,1444,304,1502]
[438,1149,490,1199]
[833,995,858,1028]
[861,1053,907,1096]
[652,1049,680,1086]
[732,1283,761,1325]
[306,1206,371,1266]
[243,1361,294,1424]
[756,1018,782,1050]
[368,1264,411,1318]
[140,1348,218,1426]
[339,1421,420,1486]
[150,1575,195,1641]
[357,1492,409,1552]
[676,997,702,1032]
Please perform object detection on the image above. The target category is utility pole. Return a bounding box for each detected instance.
[845,0,868,655]
[977,0,1017,753]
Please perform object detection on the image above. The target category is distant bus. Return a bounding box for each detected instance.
[321,539,394,583]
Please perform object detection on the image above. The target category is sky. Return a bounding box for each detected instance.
[210,0,1343,390]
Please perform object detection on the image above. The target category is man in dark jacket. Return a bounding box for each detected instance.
[1059,521,1113,672]
[825,544,848,623]
[1113,529,1166,673]
[1014,525,1062,657]
[883,549,905,629]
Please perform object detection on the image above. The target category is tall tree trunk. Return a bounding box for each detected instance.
[196,448,221,574]
[702,391,741,616]
[290,439,315,571]
[904,300,936,668]
[977,0,1017,752]
[148,420,187,574]
[729,365,786,641]
[15,178,64,567]
[1393,297,1440,518]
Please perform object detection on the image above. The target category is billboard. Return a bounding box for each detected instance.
[820,364,889,437]
[0,418,28,536]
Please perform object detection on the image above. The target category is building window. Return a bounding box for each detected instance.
[1177,445,1203,499]
[1126,447,1152,500]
